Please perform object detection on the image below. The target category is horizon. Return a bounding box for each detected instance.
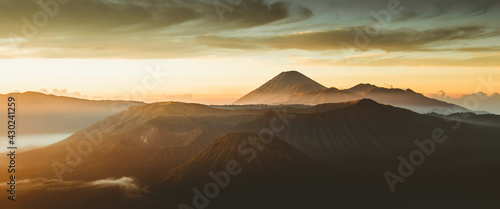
[2,70,499,105]
[2,69,499,104]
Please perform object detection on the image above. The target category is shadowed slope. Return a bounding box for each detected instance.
[152,133,326,208]
[236,99,500,174]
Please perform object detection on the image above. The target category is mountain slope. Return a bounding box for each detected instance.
[155,133,317,190]
[152,133,326,208]
[10,102,237,182]
[285,87,361,104]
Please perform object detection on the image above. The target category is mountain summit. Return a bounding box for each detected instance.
[233,71,326,104]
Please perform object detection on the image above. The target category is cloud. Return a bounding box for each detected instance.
[197,26,500,52]
[51,89,86,98]
[1,177,145,198]
[0,0,313,59]
[428,90,449,99]
[287,54,500,67]
[52,89,69,96]
[89,177,144,197]
[0,0,307,38]
[0,0,498,60]
[39,88,49,94]
[70,92,82,97]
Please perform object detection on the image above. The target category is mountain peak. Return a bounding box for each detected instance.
[277,70,305,77]
[269,71,326,89]
[234,71,326,104]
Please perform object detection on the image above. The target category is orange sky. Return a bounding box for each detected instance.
[0,58,498,104]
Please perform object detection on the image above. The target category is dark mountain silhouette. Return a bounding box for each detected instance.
[233,72,472,114]
[235,99,500,174]
[234,71,326,104]
[4,99,500,209]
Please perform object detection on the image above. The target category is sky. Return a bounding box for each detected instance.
[0,0,499,104]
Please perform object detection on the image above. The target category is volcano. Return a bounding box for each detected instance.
[233,71,327,104]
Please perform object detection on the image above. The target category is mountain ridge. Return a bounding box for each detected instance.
[233,71,473,114]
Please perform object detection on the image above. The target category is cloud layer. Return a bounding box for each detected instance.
[0,0,499,66]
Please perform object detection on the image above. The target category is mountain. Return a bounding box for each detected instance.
[233,71,326,104]
[6,100,500,209]
[345,84,470,114]
[14,98,500,182]
[152,100,500,208]
[235,99,500,173]
[5,99,366,182]
[0,92,142,135]
[233,71,472,114]
[9,102,296,182]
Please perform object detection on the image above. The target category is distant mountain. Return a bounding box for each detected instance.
[345,84,470,114]
[234,71,326,104]
[0,92,142,135]
[233,72,471,114]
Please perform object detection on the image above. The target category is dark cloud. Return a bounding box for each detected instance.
[197,26,500,52]
[0,0,314,58]
[0,0,498,59]
[0,0,308,38]
[288,54,500,67]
